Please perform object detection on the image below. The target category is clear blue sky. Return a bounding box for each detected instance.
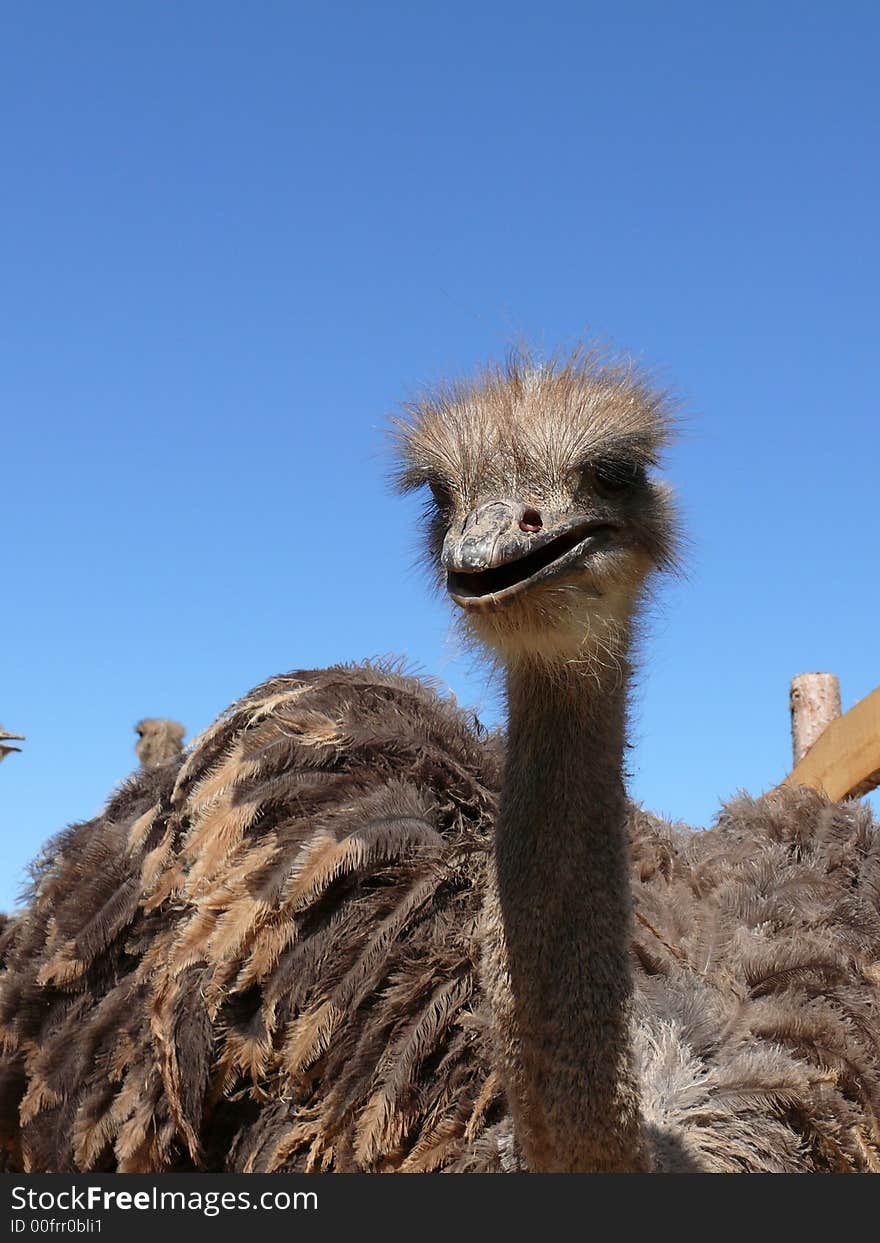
[2,2,879,910]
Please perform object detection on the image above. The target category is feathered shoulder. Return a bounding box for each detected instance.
[0,664,503,1172]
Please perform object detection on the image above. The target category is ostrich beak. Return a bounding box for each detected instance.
[442,500,617,609]
[0,729,25,760]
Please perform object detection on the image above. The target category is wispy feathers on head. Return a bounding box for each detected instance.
[389,343,681,669]
[390,343,677,509]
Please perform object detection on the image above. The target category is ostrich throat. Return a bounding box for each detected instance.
[484,651,647,1172]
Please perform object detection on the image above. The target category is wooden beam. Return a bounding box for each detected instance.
[783,685,880,800]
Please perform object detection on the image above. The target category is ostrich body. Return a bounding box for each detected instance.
[1,350,879,1174]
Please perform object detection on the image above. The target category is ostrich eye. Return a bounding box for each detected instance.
[591,458,645,497]
[428,479,452,512]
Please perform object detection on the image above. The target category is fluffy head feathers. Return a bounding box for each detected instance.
[391,344,680,668]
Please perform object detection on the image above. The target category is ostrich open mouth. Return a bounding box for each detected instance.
[447,522,617,609]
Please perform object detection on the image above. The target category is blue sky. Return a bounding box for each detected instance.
[2,2,879,909]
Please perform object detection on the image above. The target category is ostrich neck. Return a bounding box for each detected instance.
[484,657,647,1172]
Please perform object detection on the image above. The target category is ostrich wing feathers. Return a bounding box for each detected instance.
[1,667,879,1172]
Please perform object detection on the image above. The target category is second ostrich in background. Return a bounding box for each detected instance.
[135,719,186,769]
[1,347,878,1173]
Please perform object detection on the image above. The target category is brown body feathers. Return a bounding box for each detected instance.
[1,665,878,1172]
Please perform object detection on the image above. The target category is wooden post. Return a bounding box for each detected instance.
[784,685,880,800]
[789,673,841,766]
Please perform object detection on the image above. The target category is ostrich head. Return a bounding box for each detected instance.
[134,718,186,768]
[394,346,678,669]
[0,726,24,763]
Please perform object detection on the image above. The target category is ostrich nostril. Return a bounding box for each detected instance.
[519,508,543,534]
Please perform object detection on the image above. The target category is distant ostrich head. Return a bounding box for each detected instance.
[394,346,678,668]
[134,719,186,768]
[0,726,24,764]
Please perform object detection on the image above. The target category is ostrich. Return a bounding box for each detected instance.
[0,347,878,1174]
[0,727,24,764]
[135,719,186,769]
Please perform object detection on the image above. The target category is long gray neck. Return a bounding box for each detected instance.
[483,657,647,1172]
